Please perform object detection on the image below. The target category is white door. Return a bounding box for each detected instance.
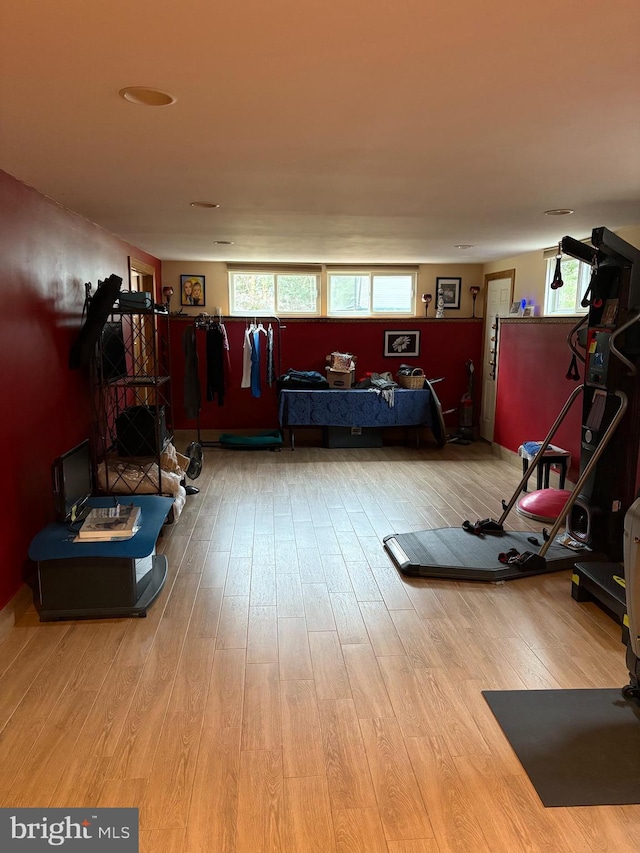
[480,275,514,442]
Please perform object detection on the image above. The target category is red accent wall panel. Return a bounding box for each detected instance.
[493,320,583,479]
[169,318,483,432]
[0,170,161,609]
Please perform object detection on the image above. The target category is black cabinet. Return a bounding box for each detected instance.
[29,496,172,620]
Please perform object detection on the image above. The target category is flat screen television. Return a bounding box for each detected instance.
[52,439,93,522]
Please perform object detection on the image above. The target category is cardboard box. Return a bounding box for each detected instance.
[325,367,355,388]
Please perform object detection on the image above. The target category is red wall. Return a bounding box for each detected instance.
[169,318,484,432]
[494,320,583,479]
[0,169,161,610]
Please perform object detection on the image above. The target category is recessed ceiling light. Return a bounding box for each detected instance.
[190,201,220,209]
[544,208,574,216]
[455,244,473,249]
[119,86,176,106]
[213,240,234,245]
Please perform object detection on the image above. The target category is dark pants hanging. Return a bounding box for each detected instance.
[206,326,226,405]
[183,326,201,421]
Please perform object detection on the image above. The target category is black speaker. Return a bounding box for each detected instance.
[100,321,127,381]
[116,405,167,457]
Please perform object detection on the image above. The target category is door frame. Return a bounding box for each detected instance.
[482,269,516,320]
[480,269,515,441]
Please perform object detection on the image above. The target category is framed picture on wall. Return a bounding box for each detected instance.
[180,275,206,306]
[436,277,461,309]
[384,330,421,358]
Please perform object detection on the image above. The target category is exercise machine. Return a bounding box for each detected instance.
[384,227,640,581]
[622,498,640,700]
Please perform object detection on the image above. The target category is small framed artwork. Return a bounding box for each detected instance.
[436,277,461,309]
[384,330,421,358]
[180,275,206,306]
[509,301,522,316]
[522,305,536,317]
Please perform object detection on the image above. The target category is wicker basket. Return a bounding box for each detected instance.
[397,369,425,389]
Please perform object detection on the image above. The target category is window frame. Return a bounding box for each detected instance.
[327,269,417,317]
[544,255,592,316]
[228,269,320,316]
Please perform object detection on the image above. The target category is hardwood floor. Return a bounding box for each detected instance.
[1,441,637,852]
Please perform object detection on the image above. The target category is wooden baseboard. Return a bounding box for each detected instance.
[492,442,521,467]
[0,584,33,643]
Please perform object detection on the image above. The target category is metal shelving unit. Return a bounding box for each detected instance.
[92,306,173,496]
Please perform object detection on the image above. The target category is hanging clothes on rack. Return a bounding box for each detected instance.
[206,322,227,405]
[220,320,231,372]
[189,313,230,409]
[241,323,252,389]
[173,313,285,450]
[183,325,201,421]
[266,323,275,387]
[250,325,262,398]
[177,313,284,422]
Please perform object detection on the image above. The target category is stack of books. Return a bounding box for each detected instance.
[76,504,141,542]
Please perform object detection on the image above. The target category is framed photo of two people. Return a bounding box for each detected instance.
[180,275,206,306]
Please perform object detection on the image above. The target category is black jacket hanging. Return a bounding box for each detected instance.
[206,325,226,405]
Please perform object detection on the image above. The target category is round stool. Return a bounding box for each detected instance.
[517,488,572,523]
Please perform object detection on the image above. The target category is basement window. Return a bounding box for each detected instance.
[544,256,591,316]
[229,271,319,315]
[328,271,415,316]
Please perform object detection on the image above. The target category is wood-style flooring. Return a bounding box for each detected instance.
[1,441,637,852]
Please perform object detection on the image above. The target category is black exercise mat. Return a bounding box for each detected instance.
[384,528,577,581]
[483,688,640,807]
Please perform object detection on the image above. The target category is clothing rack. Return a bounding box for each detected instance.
[174,313,285,447]
[189,312,284,380]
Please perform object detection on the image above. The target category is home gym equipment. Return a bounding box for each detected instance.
[516,488,574,524]
[384,226,640,581]
[622,498,640,700]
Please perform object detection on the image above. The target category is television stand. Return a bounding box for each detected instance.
[28,496,173,621]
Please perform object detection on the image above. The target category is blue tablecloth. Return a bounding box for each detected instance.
[278,388,432,428]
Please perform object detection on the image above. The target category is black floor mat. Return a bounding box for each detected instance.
[384,528,577,581]
[483,688,640,807]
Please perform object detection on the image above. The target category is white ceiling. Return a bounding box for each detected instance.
[1,0,639,264]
